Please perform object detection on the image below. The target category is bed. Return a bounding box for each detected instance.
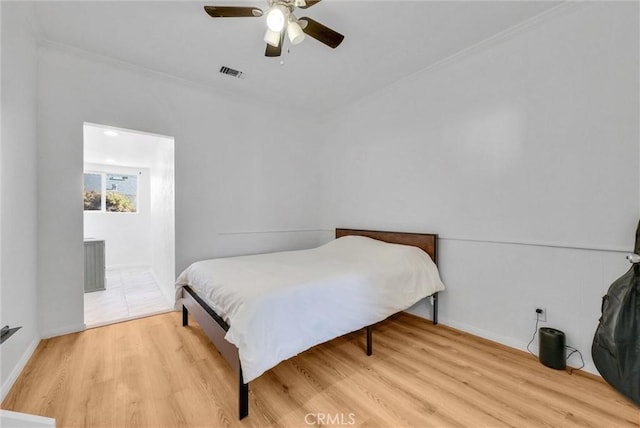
[176,228,444,419]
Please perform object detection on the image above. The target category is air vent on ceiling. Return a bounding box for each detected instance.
[219,66,244,79]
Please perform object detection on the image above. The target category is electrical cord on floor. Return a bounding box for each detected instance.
[526,314,540,357]
[565,345,585,374]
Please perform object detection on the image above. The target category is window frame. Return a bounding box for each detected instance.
[83,170,139,214]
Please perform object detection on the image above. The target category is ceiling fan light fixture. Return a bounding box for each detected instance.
[202,1,345,57]
[264,28,281,48]
[266,5,286,32]
[287,19,305,45]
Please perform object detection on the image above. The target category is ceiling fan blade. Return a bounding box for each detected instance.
[265,32,285,57]
[298,17,344,49]
[204,6,263,18]
[298,0,321,9]
[265,43,281,57]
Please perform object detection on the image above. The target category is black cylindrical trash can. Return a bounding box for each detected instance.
[539,327,566,370]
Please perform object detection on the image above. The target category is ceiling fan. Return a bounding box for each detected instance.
[204,0,344,57]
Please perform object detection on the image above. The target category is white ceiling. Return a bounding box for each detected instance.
[34,1,563,115]
[84,123,174,168]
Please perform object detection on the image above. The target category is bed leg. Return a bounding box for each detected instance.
[433,292,439,325]
[366,326,372,356]
[239,368,249,419]
[182,305,188,327]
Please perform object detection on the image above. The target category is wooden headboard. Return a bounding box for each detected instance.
[335,228,438,265]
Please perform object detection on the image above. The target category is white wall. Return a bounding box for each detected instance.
[36,42,323,337]
[0,2,41,399]
[320,2,639,373]
[149,135,175,301]
[83,163,151,268]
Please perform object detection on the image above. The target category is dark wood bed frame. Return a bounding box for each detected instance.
[180,228,439,419]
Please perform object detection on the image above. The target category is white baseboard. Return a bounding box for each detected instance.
[0,336,40,402]
[0,410,56,427]
[439,316,531,350]
[40,322,86,339]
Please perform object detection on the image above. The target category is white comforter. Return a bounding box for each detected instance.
[175,235,445,382]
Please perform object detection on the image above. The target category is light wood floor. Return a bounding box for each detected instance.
[2,312,639,427]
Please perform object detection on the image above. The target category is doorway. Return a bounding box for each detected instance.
[82,123,175,327]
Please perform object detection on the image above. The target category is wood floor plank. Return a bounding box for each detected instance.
[383,318,639,426]
[2,312,638,427]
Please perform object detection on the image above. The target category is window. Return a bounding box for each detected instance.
[83,172,138,213]
[83,173,102,211]
[105,173,137,212]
